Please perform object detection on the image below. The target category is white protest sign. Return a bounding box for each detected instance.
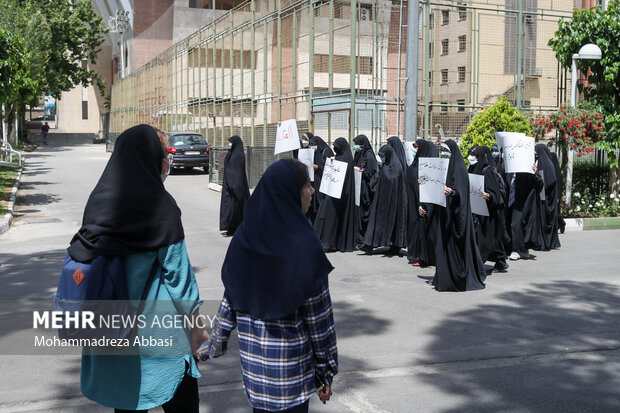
[354,170,362,206]
[274,119,301,155]
[418,157,449,207]
[501,134,535,174]
[404,141,415,166]
[468,173,489,216]
[297,148,315,182]
[319,158,347,199]
[494,131,525,150]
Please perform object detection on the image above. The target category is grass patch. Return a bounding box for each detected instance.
[0,166,19,215]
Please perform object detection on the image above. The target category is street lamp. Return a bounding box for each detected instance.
[109,10,130,79]
[566,43,602,206]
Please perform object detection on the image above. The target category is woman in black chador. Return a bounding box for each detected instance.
[406,139,438,267]
[533,144,561,250]
[308,135,334,223]
[353,134,378,239]
[220,136,250,236]
[313,137,359,252]
[360,145,407,255]
[468,146,509,272]
[505,160,544,260]
[431,140,486,292]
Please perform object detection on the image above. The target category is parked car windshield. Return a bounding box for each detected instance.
[170,134,207,146]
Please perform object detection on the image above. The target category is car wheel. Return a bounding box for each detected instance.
[203,166,209,174]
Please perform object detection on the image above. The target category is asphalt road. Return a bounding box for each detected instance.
[1,141,619,412]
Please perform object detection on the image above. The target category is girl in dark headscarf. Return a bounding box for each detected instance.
[468,146,509,272]
[313,137,359,252]
[353,134,378,239]
[431,140,486,292]
[406,139,438,267]
[208,159,338,412]
[220,136,250,236]
[550,152,566,234]
[533,144,561,250]
[360,144,407,255]
[308,135,334,223]
[75,125,205,412]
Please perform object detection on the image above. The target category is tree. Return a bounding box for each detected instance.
[548,1,620,196]
[459,97,531,159]
[0,0,108,142]
[0,27,39,142]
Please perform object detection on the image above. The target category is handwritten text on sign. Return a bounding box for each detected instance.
[468,173,489,216]
[418,157,449,207]
[319,158,347,199]
[274,119,301,155]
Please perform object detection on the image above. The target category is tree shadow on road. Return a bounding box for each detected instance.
[418,280,620,412]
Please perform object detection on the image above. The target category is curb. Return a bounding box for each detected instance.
[563,217,620,232]
[0,169,22,234]
[208,182,222,192]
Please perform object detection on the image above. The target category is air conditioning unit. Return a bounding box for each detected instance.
[360,7,370,21]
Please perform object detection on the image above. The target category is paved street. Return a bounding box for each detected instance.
[1,141,620,412]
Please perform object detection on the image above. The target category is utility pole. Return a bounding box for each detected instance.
[404,0,420,141]
[109,9,130,79]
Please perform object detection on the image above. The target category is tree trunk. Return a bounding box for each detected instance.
[610,166,620,197]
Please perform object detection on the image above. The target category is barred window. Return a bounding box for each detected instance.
[458,66,466,82]
[441,39,449,55]
[442,10,449,25]
[441,69,448,84]
[458,35,466,52]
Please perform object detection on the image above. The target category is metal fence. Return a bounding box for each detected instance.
[109,0,575,185]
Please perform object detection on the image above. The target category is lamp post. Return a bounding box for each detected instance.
[566,43,602,207]
[109,10,130,79]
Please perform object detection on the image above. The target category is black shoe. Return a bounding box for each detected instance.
[493,263,509,273]
[359,245,373,255]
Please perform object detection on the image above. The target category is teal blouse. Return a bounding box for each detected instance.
[81,240,202,410]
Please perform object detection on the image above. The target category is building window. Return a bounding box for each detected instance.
[314,54,373,75]
[429,13,434,29]
[428,71,433,87]
[458,4,467,21]
[429,42,434,58]
[81,60,88,120]
[441,69,448,84]
[458,35,466,52]
[442,10,449,25]
[458,66,466,82]
[441,39,449,55]
[441,102,448,112]
[457,99,465,112]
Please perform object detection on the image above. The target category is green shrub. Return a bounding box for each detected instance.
[459,97,531,158]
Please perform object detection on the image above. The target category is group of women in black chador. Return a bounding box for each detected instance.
[219,133,564,292]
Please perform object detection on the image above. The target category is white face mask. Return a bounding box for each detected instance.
[302,140,309,147]
[228,142,233,147]
[467,155,478,165]
[161,173,168,182]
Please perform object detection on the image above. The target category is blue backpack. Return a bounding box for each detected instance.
[52,253,157,340]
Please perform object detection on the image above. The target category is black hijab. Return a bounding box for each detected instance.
[68,124,184,262]
[387,136,408,176]
[224,136,249,201]
[468,146,492,175]
[353,134,375,167]
[221,160,333,319]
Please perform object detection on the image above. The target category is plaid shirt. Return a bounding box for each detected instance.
[206,285,338,411]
